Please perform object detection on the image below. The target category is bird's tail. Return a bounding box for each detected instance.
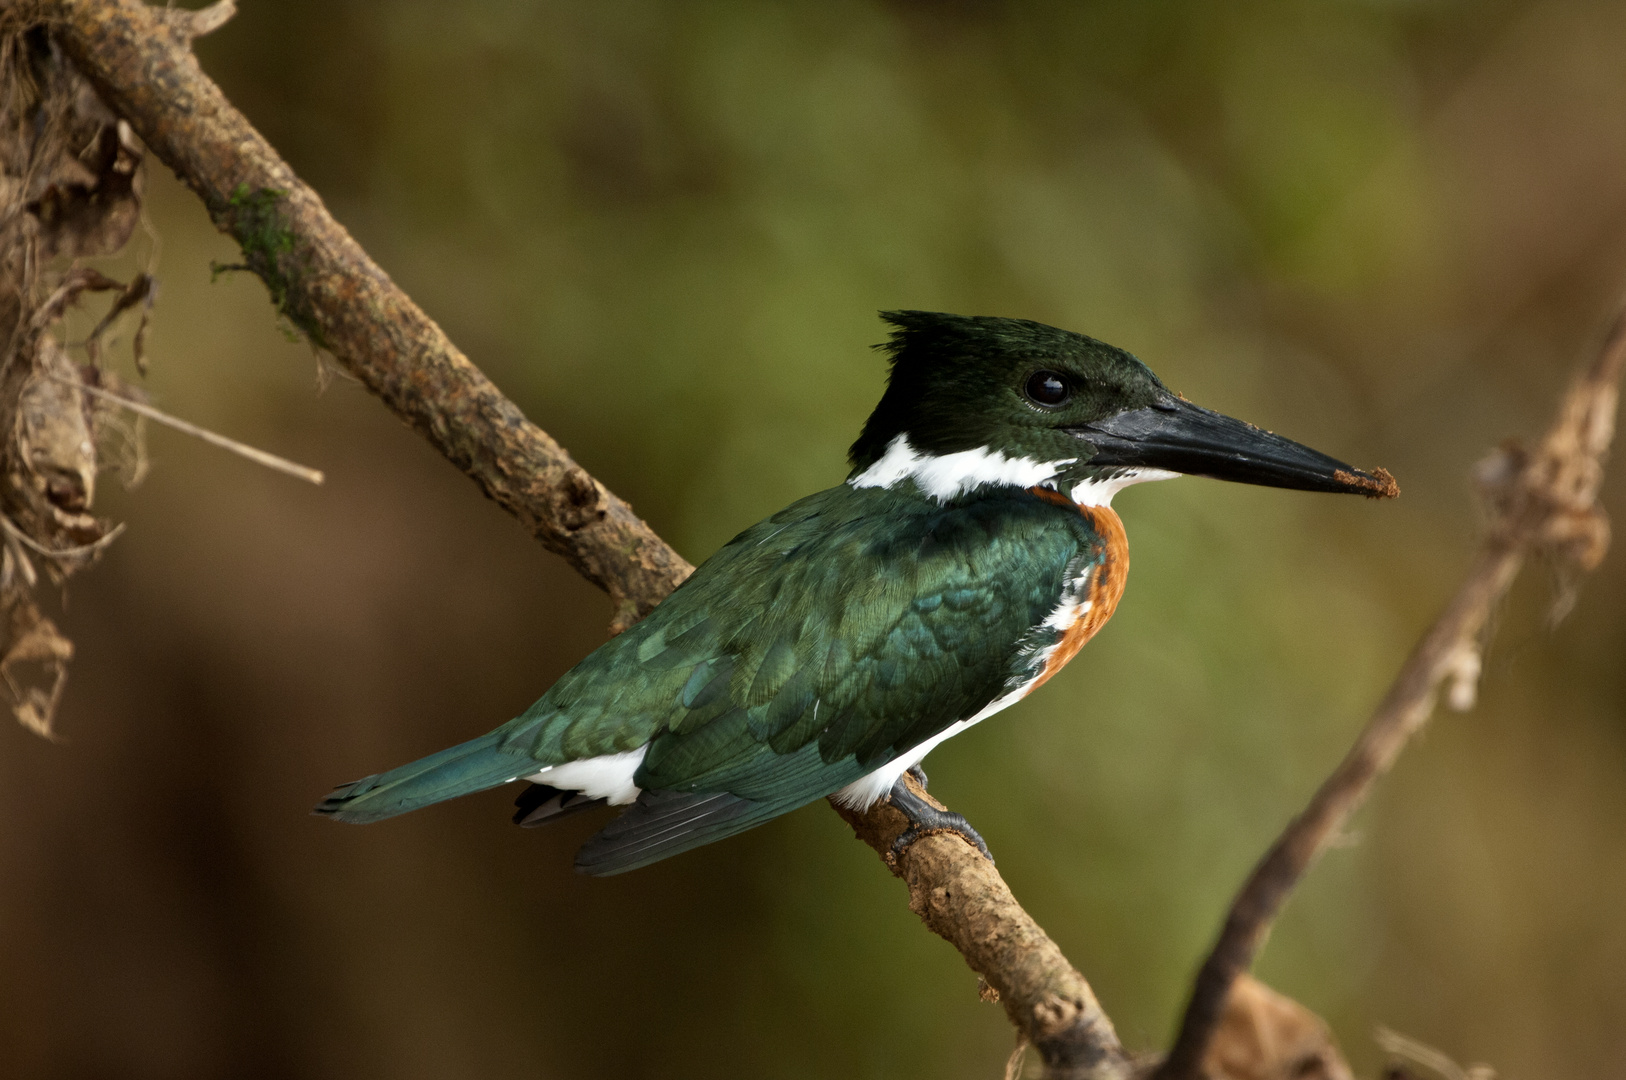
[313,732,524,824]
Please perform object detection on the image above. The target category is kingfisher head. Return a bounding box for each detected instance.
[847,311,1397,505]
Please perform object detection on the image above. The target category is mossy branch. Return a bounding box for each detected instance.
[41,0,691,635]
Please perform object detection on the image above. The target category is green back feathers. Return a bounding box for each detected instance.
[499,483,1100,797]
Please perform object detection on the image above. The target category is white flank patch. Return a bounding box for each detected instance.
[1042,595,1092,631]
[831,683,1036,810]
[1070,468,1180,506]
[850,434,1074,503]
[525,744,648,806]
[1026,557,1096,663]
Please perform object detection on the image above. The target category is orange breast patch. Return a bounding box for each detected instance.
[1025,501,1129,693]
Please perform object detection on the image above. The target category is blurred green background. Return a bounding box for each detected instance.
[4,0,1626,1076]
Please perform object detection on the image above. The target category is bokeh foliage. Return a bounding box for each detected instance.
[3,1,1625,1077]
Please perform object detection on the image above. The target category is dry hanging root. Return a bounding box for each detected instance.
[0,18,148,735]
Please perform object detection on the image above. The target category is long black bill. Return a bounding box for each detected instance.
[1069,393,1398,498]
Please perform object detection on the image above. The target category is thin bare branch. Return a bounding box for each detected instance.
[1154,313,1625,1080]
[56,374,325,485]
[1007,1037,1032,1080]
[1375,1026,1497,1080]
[184,0,234,38]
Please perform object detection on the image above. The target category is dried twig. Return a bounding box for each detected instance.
[1155,316,1623,1080]
[1374,1026,1496,1080]
[179,0,234,39]
[1007,1036,1032,1080]
[56,374,325,485]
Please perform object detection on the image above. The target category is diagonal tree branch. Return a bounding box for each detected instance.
[27,4,1621,1080]
[31,1,1140,1075]
[1154,315,1623,1080]
[35,0,692,635]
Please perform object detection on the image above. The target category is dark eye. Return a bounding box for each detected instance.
[1024,370,1070,407]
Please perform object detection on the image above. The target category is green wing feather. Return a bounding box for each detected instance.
[510,485,1089,773]
[320,482,1100,874]
[521,485,1094,871]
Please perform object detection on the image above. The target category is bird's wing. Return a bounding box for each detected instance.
[498,484,1093,873]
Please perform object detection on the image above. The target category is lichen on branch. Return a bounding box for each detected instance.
[208,184,318,344]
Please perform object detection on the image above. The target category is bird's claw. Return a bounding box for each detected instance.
[888,818,994,863]
[885,774,993,864]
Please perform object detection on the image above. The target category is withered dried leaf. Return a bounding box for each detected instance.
[11,336,104,546]
[26,113,144,261]
[27,265,122,335]
[84,270,154,367]
[0,588,72,737]
[0,16,147,737]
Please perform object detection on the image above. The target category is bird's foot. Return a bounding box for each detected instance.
[906,763,929,790]
[886,774,993,864]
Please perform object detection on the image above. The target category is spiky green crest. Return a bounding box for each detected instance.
[848,311,1167,475]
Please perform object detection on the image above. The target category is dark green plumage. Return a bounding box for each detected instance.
[850,311,1164,470]
[315,310,1393,874]
[320,481,1101,874]
[519,485,1086,776]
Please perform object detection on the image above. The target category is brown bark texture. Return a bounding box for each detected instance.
[833,774,1132,1078]
[34,0,693,634]
[14,3,1621,1080]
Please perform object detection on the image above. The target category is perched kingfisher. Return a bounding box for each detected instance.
[316,312,1395,874]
